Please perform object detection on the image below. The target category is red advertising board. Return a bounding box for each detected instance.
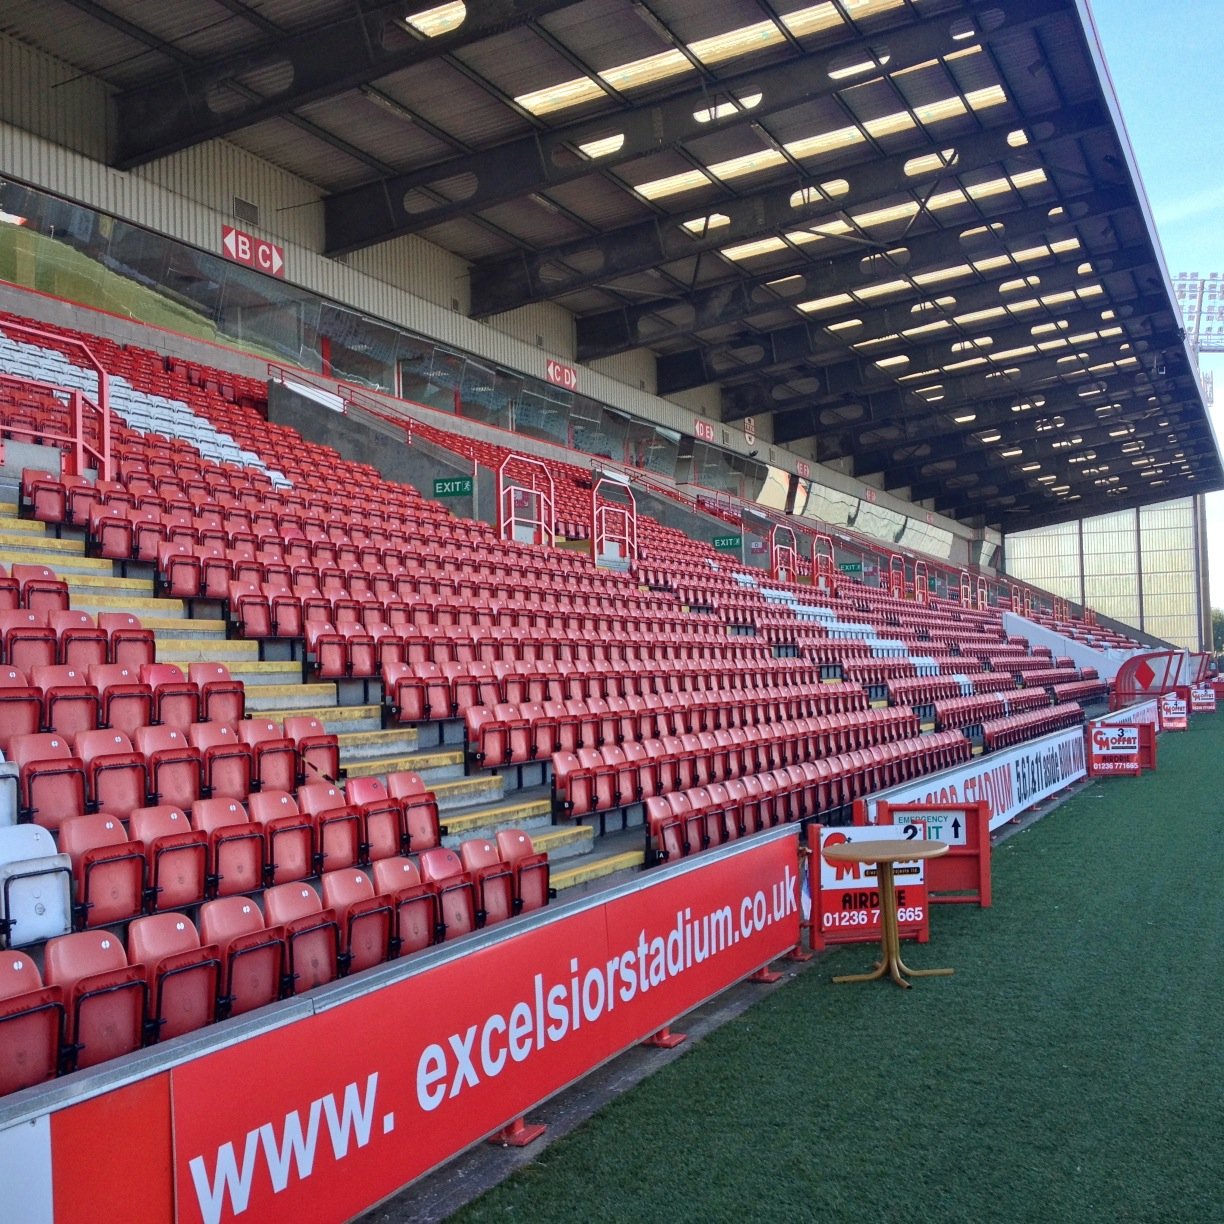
[1086,721,1157,776]
[1190,684,1216,713]
[858,801,991,907]
[165,836,798,1224]
[220,224,285,278]
[810,825,929,950]
[1159,688,1188,731]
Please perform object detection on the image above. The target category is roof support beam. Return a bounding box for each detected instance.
[577,171,1127,361]
[324,0,1065,253]
[470,99,1110,316]
[113,0,580,168]
[654,243,1155,393]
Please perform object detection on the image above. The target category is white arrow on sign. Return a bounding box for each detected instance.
[222,227,238,258]
[268,244,283,275]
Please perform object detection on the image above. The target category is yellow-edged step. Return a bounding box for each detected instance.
[551,849,645,891]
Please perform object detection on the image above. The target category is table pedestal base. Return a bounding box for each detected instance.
[831,860,953,989]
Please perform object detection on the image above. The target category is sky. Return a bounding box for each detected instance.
[1080,0,1224,606]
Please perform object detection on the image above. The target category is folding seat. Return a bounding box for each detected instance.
[75,728,147,818]
[620,739,659,800]
[551,750,598,817]
[297,782,361,874]
[88,503,135,562]
[139,663,200,730]
[50,610,107,669]
[262,882,339,994]
[197,897,284,1018]
[367,623,405,669]
[127,914,219,1043]
[59,814,145,928]
[235,717,296,793]
[129,509,165,566]
[685,786,723,850]
[320,869,392,974]
[667,790,707,854]
[87,662,153,738]
[371,857,441,954]
[305,621,347,679]
[416,847,477,941]
[199,549,231,602]
[0,666,41,750]
[0,566,17,615]
[189,662,245,726]
[192,798,263,898]
[721,778,749,839]
[386,773,445,851]
[494,829,549,913]
[248,789,314,885]
[134,725,202,810]
[0,610,57,674]
[98,613,155,669]
[21,468,67,526]
[0,950,63,1094]
[644,795,686,862]
[13,565,70,614]
[283,714,340,785]
[128,805,207,913]
[458,839,516,927]
[187,722,252,801]
[9,732,86,831]
[32,664,99,737]
[343,776,403,863]
[43,930,145,1071]
[0,824,72,949]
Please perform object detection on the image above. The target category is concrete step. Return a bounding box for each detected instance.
[63,573,156,598]
[335,727,419,764]
[432,775,505,814]
[440,794,553,844]
[551,848,646,893]
[141,617,228,639]
[343,747,465,783]
[245,682,338,713]
[288,704,383,734]
[70,594,187,617]
[157,636,260,661]
[223,661,304,687]
[0,548,117,576]
[0,527,85,552]
[531,824,597,863]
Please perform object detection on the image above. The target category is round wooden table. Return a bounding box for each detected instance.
[820,839,953,989]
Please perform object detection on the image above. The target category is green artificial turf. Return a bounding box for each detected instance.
[455,715,1224,1223]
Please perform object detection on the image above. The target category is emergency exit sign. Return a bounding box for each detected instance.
[712,535,742,551]
[433,476,473,498]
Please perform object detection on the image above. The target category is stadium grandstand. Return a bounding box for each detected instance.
[0,1,1217,1221]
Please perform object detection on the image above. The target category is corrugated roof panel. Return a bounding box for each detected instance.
[297,92,459,172]
[0,0,165,83]
[228,117,373,191]
[541,177,655,229]
[384,59,531,147]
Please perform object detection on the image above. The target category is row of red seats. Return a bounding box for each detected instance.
[552,713,934,820]
[981,703,1086,750]
[645,733,975,862]
[0,608,154,673]
[54,777,443,928]
[9,715,339,830]
[0,661,241,748]
[1052,679,1110,704]
[0,832,548,1095]
[389,660,871,724]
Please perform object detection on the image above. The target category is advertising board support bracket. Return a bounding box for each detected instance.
[491,1116,547,1147]
[643,1026,687,1049]
[748,965,782,983]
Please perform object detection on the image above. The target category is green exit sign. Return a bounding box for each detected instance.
[433,476,473,498]
[838,561,863,574]
[712,535,742,551]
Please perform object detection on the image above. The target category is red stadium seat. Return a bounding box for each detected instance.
[188,662,245,725]
[262,882,339,994]
[417,847,477,940]
[191,798,263,898]
[88,663,153,737]
[99,614,155,669]
[59,813,145,928]
[385,771,444,852]
[370,857,440,955]
[32,664,99,737]
[0,666,41,750]
[0,950,63,1094]
[320,869,392,974]
[236,718,297,793]
[138,664,199,731]
[198,897,284,1018]
[459,838,515,926]
[495,829,550,913]
[127,914,219,1042]
[297,782,361,874]
[188,721,252,801]
[344,776,404,862]
[134,725,202,810]
[9,732,86,831]
[44,930,145,1071]
[282,715,339,785]
[50,610,107,669]
[129,805,207,912]
[0,610,56,674]
[248,790,313,885]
